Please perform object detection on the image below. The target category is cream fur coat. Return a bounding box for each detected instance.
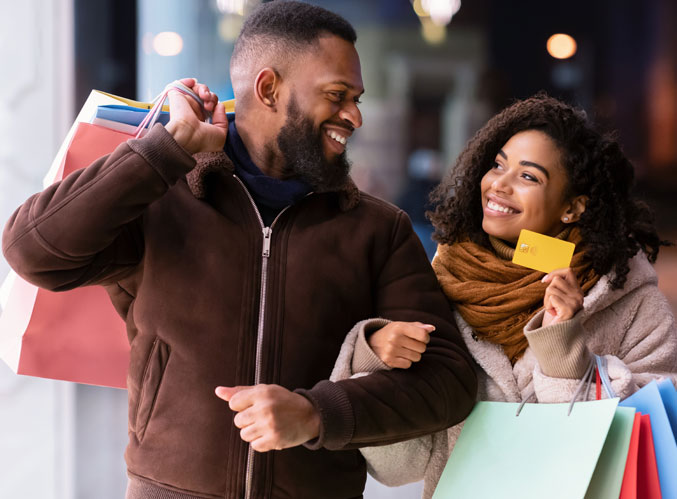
[330,252,677,499]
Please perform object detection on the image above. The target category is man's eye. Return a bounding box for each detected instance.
[354,97,362,104]
[328,91,344,101]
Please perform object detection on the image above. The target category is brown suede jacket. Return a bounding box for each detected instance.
[2,124,477,499]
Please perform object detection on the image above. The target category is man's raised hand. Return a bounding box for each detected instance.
[165,78,228,154]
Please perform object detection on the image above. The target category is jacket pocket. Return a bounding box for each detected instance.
[134,337,170,442]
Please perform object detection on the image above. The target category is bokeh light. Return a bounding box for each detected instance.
[152,31,184,57]
[547,33,577,59]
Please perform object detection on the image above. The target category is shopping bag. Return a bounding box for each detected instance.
[0,81,218,388]
[584,405,636,498]
[620,380,677,497]
[619,412,662,499]
[431,398,626,499]
[432,357,639,499]
[657,378,677,440]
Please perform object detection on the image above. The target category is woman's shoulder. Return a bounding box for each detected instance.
[582,251,659,315]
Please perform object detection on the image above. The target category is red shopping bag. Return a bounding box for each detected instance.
[0,123,134,388]
[619,412,662,499]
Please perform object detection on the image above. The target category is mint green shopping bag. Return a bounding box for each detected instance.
[432,398,634,499]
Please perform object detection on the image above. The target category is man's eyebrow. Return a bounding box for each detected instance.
[496,150,550,179]
[328,81,365,95]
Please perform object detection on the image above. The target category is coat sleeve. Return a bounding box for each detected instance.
[525,284,677,403]
[2,125,195,290]
[329,318,437,486]
[297,210,477,450]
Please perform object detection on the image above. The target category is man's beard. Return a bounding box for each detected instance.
[276,96,352,193]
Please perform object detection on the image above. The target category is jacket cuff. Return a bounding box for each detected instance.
[126,123,195,185]
[352,318,392,373]
[524,311,590,379]
[295,380,354,451]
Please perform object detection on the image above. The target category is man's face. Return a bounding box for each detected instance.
[276,35,364,191]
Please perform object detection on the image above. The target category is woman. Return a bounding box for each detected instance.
[331,94,677,498]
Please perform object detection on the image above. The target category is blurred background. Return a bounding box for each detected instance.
[0,0,675,497]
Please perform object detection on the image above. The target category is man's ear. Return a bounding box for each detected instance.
[254,67,280,109]
[561,195,588,223]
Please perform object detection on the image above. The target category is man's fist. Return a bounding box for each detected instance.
[164,78,228,154]
[215,384,321,452]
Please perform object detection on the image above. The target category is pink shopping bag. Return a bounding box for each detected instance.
[0,123,135,388]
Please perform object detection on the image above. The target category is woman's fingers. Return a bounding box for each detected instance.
[368,321,434,368]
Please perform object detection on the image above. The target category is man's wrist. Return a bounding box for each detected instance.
[165,120,195,154]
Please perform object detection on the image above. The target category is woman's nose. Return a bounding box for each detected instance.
[491,175,513,193]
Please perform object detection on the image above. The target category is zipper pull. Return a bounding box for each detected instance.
[262,227,272,258]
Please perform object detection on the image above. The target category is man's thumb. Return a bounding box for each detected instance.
[215,385,247,401]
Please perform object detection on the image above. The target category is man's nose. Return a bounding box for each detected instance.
[338,101,362,129]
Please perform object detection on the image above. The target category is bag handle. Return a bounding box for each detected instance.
[516,354,616,417]
[134,80,211,138]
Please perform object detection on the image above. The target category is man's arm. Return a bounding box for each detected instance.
[298,211,477,450]
[217,211,477,452]
[2,79,227,290]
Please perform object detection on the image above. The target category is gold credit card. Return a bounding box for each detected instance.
[511,229,575,273]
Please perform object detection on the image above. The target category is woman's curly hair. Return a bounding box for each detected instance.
[427,93,669,289]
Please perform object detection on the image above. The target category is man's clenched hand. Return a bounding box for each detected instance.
[215,384,321,452]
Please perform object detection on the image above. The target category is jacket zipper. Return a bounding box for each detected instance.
[232,175,290,499]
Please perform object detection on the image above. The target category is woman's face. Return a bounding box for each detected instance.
[480,130,572,244]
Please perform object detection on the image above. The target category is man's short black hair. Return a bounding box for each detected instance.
[240,0,356,45]
[232,1,356,70]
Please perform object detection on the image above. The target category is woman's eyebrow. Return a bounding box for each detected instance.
[496,150,550,179]
[520,161,550,179]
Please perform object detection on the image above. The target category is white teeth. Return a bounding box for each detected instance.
[327,130,347,145]
[488,200,517,214]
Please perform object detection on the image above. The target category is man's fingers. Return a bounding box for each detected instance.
[239,423,263,443]
[215,385,252,407]
[213,101,229,129]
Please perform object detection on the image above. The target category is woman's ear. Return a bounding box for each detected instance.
[561,195,588,223]
[254,67,280,110]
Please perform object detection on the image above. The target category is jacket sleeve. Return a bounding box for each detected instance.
[2,124,195,290]
[525,284,677,403]
[298,210,477,450]
[329,318,436,486]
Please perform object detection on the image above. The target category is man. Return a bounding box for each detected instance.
[2,2,476,498]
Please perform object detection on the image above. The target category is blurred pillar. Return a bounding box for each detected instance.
[0,0,76,498]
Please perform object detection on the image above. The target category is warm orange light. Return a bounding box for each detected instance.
[153,32,184,57]
[547,33,577,59]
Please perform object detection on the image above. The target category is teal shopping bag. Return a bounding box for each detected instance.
[432,398,633,499]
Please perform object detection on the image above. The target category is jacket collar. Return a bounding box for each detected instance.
[186,150,360,211]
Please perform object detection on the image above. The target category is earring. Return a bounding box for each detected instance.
[563,217,569,222]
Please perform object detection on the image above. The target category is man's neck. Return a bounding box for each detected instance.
[235,120,286,179]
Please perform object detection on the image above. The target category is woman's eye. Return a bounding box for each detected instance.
[354,97,362,105]
[521,172,538,182]
[492,161,503,170]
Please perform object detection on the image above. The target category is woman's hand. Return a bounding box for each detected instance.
[165,78,228,154]
[541,268,584,327]
[368,321,435,369]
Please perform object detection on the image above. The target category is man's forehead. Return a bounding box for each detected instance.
[298,37,363,89]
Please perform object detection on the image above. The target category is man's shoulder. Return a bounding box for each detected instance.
[355,191,404,218]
